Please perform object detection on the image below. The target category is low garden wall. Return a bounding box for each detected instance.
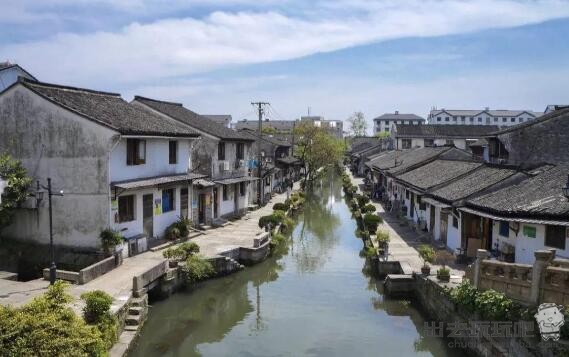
[43,252,122,285]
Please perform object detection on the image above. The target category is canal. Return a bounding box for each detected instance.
[129,174,460,357]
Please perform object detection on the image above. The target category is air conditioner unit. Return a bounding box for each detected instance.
[223,161,230,171]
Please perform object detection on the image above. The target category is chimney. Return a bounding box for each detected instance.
[395,110,399,115]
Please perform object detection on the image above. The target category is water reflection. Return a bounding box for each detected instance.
[129,175,461,357]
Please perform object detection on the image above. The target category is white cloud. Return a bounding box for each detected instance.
[3,0,569,87]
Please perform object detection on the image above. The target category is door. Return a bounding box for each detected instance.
[198,194,206,224]
[234,183,239,215]
[429,205,436,234]
[213,187,219,219]
[142,194,153,239]
[180,188,189,219]
[440,212,448,244]
[410,192,415,218]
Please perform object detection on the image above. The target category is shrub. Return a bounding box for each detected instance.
[100,228,123,254]
[437,267,450,277]
[356,194,370,208]
[449,281,478,312]
[363,213,382,232]
[361,246,377,258]
[80,290,113,324]
[273,202,289,211]
[474,289,514,321]
[418,245,435,267]
[270,232,287,249]
[281,217,295,233]
[0,281,107,356]
[163,241,200,261]
[165,216,192,240]
[181,255,215,284]
[376,229,390,245]
[362,204,376,213]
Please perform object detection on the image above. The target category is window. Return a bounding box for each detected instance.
[499,221,509,237]
[452,216,459,228]
[445,117,450,122]
[446,139,454,146]
[478,117,482,122]
[402,139,412,149]
[424,138,434,147]
[511,117,515,122]
[437,117,441,122]
[265,177,270,186]
[405,190,410,199]
[126,139,146,165]
[502,117,507,122]
[452,116,457,121]
[218,142,225,160]
[223,185,228,201]
[239,182,246,196]
[169,140,177,164]
[461,116,465,121]
[545,225,566,250]
[162,188,175,213]
[236,143,245,160]
[118,195,135,222]
[494,117,498,122]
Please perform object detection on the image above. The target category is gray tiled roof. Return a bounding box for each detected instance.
[373,113,425,121]
[368,146,472,176]
[134,96,252,141]
[238,129,291,147]
[21,79,198,137]
[395,124,499,138]
[467,164,569,218]
[203,114,232,125]
[396,160,482,191]
[112,173,207,190]
[429,165,518,203]
[430,109,542,118]
[235,119,297,131]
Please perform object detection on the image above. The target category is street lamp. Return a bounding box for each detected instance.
[40,178,64,285]
[563,174,569,200]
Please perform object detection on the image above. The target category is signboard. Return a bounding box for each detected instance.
[154,198,162,215]
[523,225,536,239]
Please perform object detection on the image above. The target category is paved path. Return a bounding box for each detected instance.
[345,169,464,279]
[0,184,299,309]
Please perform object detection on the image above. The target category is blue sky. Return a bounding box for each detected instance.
[2,0,569,132]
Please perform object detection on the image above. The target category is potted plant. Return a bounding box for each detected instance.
[435,250,454,282]
[99,228,124,256]
[418,245,435,275]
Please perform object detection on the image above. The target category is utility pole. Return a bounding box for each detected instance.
[251,101,269,205]
[40,178,64,285]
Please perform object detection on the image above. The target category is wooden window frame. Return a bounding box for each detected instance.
[545,225,566,250]
[236,143,245,160]
[218,142,226,160]
[222,185,228,201]
[126,139,146,166]
[169,140,178,164]
[118,195,135,222]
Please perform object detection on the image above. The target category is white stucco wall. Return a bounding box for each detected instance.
[492,221,569,264]
[109,138,191,182]
[446,212,461,252]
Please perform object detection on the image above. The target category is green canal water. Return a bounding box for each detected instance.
[129,175,461,357]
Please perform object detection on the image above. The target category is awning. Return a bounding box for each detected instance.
[194,179,216,188]
[112,173,207,190]
[459,207,569,227]
[422,197,451,208]
[214,176,259,185]
[277,157,301,165]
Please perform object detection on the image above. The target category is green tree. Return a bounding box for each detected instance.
[374,131,390,139]
[0,154,32,229]
[261,126,277,135]
[347,111,367,137]
[294,122,344,188]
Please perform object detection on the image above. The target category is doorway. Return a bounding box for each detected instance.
[234,183,239,215]
[198,193,206,224]
[440,212,448,244]
[429,205,436,235]
[142,194,153,239]
[180,188,188,219]
[213,187,219,219]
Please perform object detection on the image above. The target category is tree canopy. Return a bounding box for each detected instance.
[294,122,345,187]
[0,154,32,229]
[347,112,367,137]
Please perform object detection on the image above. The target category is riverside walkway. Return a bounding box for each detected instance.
[0,184,298,308]
[345,169,464,279]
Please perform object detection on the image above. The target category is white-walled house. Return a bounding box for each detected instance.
[427,108,542,126]
[0,78,200,251]
[132,96,256,226]
[461,164,569,264]
[0,62,36,92]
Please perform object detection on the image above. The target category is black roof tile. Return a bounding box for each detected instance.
[21,79,198,137]
[396,159,482,191]
[134,96,252,141]
[467,164,569,218]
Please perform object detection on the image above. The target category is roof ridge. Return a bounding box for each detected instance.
[488,107,569,135]
[134,95,183,106]
[20,77,120,97]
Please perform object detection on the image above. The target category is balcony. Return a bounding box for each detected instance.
[213,160,249,179]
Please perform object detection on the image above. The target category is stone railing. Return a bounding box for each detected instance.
[471,249,569,306]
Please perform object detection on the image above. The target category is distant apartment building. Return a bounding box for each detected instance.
[427,107,543,126]
[373,111,425,135]
[300,116,343,139]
